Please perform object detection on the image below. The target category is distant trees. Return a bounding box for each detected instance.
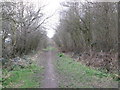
[54,1,118,53]
[2,1,48,59]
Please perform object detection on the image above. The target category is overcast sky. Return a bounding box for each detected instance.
[27,0,65,38]
[26,0,64,38]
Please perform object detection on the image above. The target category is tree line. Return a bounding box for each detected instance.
[53,1,118,73]
[2,1,48,59]
[54,1,118,53]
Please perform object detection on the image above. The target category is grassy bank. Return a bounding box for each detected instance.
[55,53,118,88]
[2,63,43,88]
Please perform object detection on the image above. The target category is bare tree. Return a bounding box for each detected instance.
[2,1,48,58]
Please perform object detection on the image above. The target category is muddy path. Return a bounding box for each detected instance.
[37,49,58,88]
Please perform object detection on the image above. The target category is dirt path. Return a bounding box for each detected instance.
[42,50,58,88]
[37,49,58,88]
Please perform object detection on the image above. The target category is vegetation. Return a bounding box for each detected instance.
[54,2,118,52]
[2,1,48,59]
[55,53,118,88]
[1,0,119,89]
[54,1,118,73]
[2,60,44,88]
[43,46,57,51]
[1,1,47,88]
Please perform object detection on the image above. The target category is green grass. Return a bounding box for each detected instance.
[55,53,118,88]
[2,63,44,88]
[0,68,2,89]
[43,46,56,51]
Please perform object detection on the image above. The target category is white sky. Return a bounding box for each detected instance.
[27,0,64,38]
[40,0,62,38]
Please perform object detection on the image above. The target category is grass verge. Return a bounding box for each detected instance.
[2,63,43,88]
[55,53,118,88]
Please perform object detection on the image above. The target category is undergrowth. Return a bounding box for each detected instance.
[55,53,118,88]
[2,63,43,88]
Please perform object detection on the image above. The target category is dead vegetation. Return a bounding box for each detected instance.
[73,51,118,73]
